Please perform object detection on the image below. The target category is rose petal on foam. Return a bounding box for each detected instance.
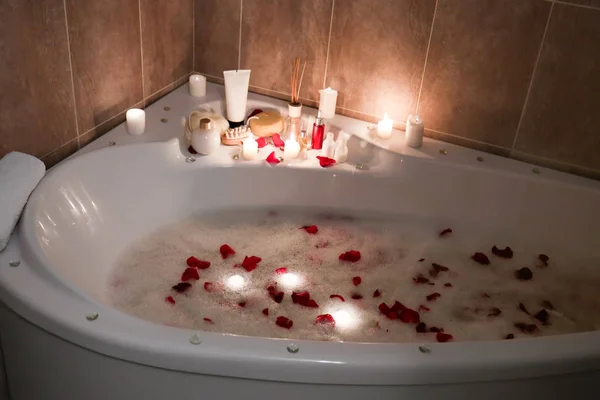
[255,137,267,148]
[203,318,214,324]
[339,250,361,262]
[330,294,346,302]
[444,283,453,288]
[219,244,236,259]
[268,285,285,303]
[505,333,515,340]
[238,301,247,308]
[488,307,502,317]
[534,309,550,325]
[426,292,441,302]
[390,301,408,313]
[271,133,285,147]
[262,308,269,316]
[292,291,319,308]
[316,156,336,168]
[418,258,425,262]
[181,267,200,282]
[492,246,514,258]
[436,332,453,343]
[413,274,431,285]
[301,225,319,234]
[399,309,421,324]
[439,228,453,237]
[266,151,281,165]
[276,316,293,329]
[172,282,192,293]
[351,294,363,300]
[203,282,213,292]
[275,267,288,274]
[242,255,262,272]
[429,327,443,333]
[419,305,430,312]
[416,322,428,333]
[539,254,550,267]
[315,314,336,326]
[519,302,530,315]
[515,267,533,281]
[165,296,176,305]
[186,256,211,270]
[471,252,490,265]
[514,322,538,334]
[352,276,362,286]
[373,289,381,298]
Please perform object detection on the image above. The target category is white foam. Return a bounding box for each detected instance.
[108,208,600,343]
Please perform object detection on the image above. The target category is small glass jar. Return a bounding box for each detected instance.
[282,103,304,142]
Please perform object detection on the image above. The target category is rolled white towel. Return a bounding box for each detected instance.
[0,152,45,252]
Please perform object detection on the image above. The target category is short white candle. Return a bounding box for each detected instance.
[318,87,338,119]
[376,113,393,139]
[189,74,206,97]
[242,134,258,160]
[126,108,145,135]
[405,114,424,148]
[283,134,300,159]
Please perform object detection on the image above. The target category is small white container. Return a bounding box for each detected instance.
[318,87,338,119]
[126,108,145,135]
[189,74,206,97]
[191,118,220,155]
[321,132,336,158]
[334,132,349,164]
[405,114,424,148]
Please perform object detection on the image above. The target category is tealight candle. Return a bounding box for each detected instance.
[405,114,424,148]
[189,74,206,97]
[242,134,258,160]
[126,108,145,135]
[318,87,338,119]
[283,133,300,159]
[376,113,393,139]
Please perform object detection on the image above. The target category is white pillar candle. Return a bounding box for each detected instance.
[283,135,300,160]
[405,114,424,148]
[376,113,393,139]
[126,108,145,135]
[189,74,206,97]
[242,134,258,160]
[318,87,338,119]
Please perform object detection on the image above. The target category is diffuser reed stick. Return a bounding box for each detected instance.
[291,57,307,105]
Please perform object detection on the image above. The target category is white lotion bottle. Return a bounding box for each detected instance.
[223,70,251,128]
[333,133,349,163]
[191,118,220,155]
[321,132,336,158]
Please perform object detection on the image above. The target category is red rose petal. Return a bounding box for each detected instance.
[492,245,514,258]
[351,293,363,300]
[266,151,280,165]
[165,296,176,305]
[272,133,285,147]
[276,316,293,329]
[352,276,362,286]
[262,308,269,316]
[426,292,441,302]
[519,302,530,315]
[188,145,198,154]
[534,309,549,324]
[172,282,192,293]
[418,258,425,262]
[429,327,443,333]
[379,302,391,316]
[515,267,533,280]
[301,225,319,234]
[399,309,420,323]
[416,322,428,333]
[539,254,550,267]
[471,252,490,265]
[186,256,211,270]
[292,291,319,307]
[444,283,453,288]
[419,305,430,312]
[203,282,213,292]
[432,263,449,272]
[238,301,247,308]
[514,322,538,334]
[390,301,408,313]
[267,285,285,303]
[219,244,236,259]
[316,156,336,168]
[315,314,335,326]
[436,332,453,342]
[541,300,555,310]
[413,274,431,285]
[241,255,262,272]
[275,267,287,274]
[255,137,267,148]
[439,228,453,236]
[339,250,361,262]
[373,289,381,298]
[330,294,345,302]
[488,307,502,317]
[505,333,515,340]
[305,299,319,307]
[181,267,200,281]
[203,317,214,323]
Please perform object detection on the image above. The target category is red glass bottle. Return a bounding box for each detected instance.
[311,113,325,150]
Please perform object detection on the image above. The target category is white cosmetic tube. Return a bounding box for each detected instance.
[223,70,251,126]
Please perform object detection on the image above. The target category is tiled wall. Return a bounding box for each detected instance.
[0,0,194,167]
[195,0,600,179]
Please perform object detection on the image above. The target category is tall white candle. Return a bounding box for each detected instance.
[318,87,338,119]
[405,114,424,148]
[376,113,393,139]
[242,134,258,160]
[126,108,145,135]
[189,74,206,97]
[283,134,300,159]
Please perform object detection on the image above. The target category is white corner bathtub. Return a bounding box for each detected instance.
[1,86,600,399]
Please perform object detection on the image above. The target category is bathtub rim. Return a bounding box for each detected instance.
[2,145,600,386]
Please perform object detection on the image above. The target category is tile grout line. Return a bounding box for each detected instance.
[238,0,243,70]
[144,73,191,101]
[62,0,80,149]
[192,0,195,72]
[554,0,600,11]
[510,149,600,174]
[415,0,439,114]
[40,136,79,160]
[511,1,554,150]
[322,0,336,88]
[138,0,146,103]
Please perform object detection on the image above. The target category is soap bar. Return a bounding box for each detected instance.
[248,111,284,138]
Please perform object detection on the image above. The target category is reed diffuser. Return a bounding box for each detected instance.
[283,57,307,142]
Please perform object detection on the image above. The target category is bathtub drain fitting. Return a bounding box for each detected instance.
[418,345,431,354]
[86,313,99,321]
[8,260,20,267]
[286,343,299,353]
